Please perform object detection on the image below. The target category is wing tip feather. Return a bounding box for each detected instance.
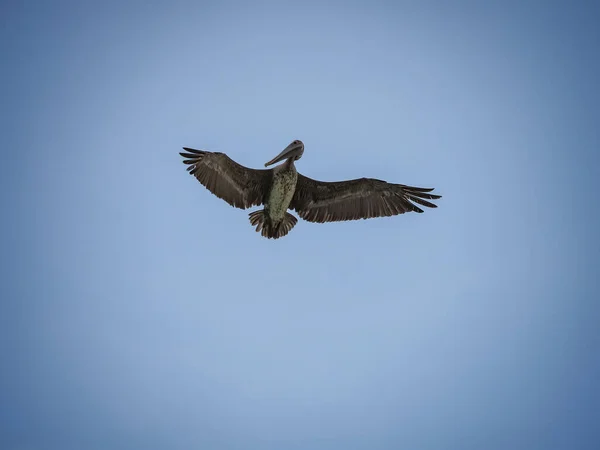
[181,147,205,154]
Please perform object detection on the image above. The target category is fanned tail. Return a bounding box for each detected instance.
[249,209,297,239]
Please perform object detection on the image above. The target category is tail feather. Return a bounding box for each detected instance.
[249,209,297,239]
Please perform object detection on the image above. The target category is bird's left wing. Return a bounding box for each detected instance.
[180,147,272,209]
[290,173,441,223]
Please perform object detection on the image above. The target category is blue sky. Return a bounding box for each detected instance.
[1,1,599,449]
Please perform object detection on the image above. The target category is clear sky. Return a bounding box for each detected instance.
[2,1,599,449]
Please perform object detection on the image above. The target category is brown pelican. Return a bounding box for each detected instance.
[180,140,441,239]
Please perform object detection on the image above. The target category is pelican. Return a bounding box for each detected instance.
[180,140,441,239]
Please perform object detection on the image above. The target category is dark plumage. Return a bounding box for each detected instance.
[180,140,441,239]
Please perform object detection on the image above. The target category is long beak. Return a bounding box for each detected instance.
[264,142,301,167]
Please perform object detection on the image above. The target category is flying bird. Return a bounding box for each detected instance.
[180,140,441,239]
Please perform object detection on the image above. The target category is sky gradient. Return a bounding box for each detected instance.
[2,1,599,449]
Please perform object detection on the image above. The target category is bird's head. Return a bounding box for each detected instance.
[264,140,304,167]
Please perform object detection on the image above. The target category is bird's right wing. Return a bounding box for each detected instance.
[180,147,272,209]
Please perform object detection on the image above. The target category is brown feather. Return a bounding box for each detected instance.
[290,174,441,223]
[180,147,271,209]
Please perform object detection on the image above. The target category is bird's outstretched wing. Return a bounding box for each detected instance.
[291,173,441,223]
[180,147,272,209]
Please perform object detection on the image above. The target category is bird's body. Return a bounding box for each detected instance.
[180,140,441,239]
[266,160,298,223]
